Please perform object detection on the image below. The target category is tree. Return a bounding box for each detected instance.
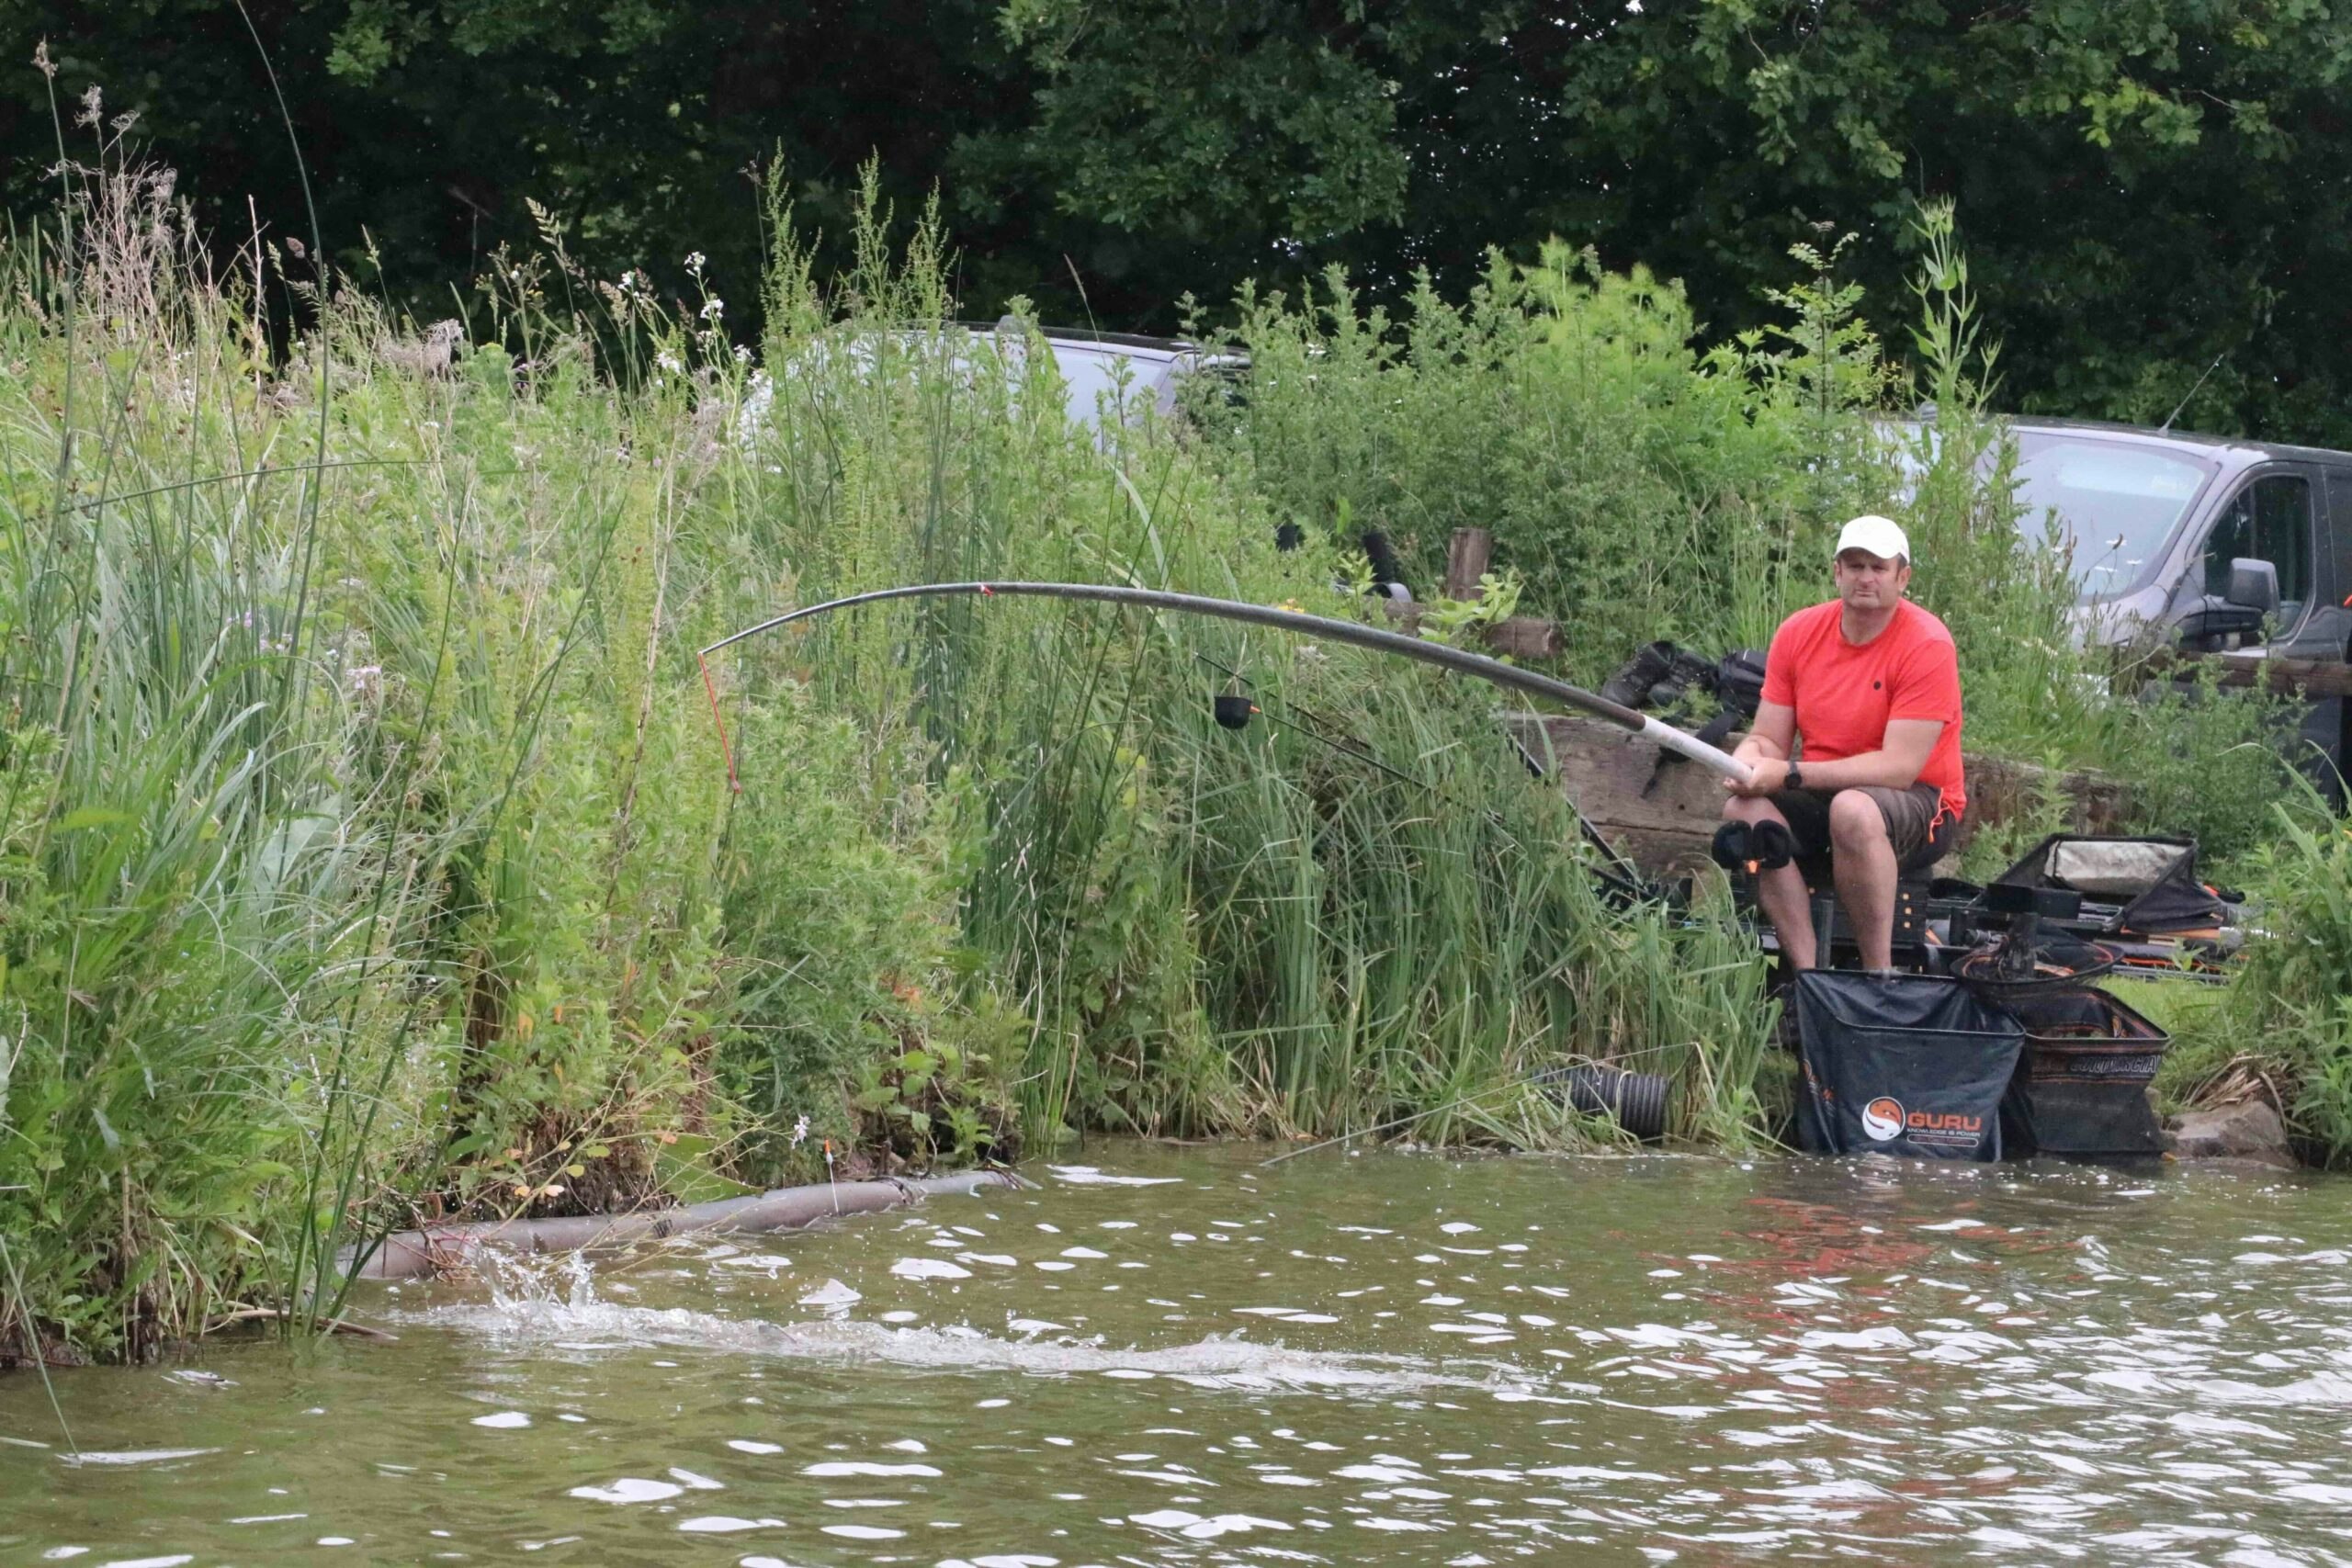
[991,0,2352,443]
[2,1,1037,328]
[6,0,2352,442]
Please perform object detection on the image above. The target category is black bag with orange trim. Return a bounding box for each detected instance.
[1794,971,2023,1161]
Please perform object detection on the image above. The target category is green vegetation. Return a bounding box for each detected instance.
[10,2,2352,446]
[2157,791,2352,1167]
[1197,207,2303,869]
[0,130,2335,1367]
[0,165,1781,1365]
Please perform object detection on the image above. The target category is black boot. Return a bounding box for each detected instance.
[1602,640,1680,709]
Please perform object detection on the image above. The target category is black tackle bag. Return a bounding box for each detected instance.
[1795,971,2024,1160]
[1988,834,2222,936]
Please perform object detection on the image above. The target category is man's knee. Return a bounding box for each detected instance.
[1827,789,1888,852]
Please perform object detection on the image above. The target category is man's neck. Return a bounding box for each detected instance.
[1839,599,1900,645]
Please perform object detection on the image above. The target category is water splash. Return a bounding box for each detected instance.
[415,1258,1499,1394]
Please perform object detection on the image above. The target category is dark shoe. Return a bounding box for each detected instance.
[1601,640,1679,709]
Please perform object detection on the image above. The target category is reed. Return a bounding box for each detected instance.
[9,152,2302,1364]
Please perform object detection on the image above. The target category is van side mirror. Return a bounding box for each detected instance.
[2225,557,2279,615]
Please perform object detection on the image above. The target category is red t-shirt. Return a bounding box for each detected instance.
[1761,599,1966,823]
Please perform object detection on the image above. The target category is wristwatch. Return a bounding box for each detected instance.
[1783,761,1804,791]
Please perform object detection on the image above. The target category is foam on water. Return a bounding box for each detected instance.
[420,1284,1494,1393]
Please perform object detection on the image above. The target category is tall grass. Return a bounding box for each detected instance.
[0,160,1789,1362]
[2165,785,2352,1164]
[9,148,2312,1363]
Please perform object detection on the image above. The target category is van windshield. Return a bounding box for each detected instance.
[2012,434,2215,602]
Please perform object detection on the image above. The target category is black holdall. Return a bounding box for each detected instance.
[1795,971,2024,1161]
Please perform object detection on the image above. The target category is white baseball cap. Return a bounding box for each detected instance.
[1834,514,1911,564]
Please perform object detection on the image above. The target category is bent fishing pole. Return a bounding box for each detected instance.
[698,581,1757,786]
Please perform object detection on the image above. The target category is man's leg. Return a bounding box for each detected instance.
[1827,789,1899,970]
[1723,795,1817,970]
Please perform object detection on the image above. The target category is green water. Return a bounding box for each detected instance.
[6,1145,2352,1565]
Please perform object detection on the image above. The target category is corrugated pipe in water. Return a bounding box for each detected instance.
[1532,1066,1671,1142]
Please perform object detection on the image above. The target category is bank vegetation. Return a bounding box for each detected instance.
[0,160,2331,1363]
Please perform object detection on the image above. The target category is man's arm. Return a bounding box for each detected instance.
[1732,700,1796,764]
[1729,719,1943,795]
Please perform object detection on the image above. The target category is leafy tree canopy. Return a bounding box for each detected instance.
[5,0,2349,441]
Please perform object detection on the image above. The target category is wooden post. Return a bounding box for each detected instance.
[1444,527,1493,602]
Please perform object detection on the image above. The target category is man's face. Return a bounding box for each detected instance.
[1834,549,1910,610]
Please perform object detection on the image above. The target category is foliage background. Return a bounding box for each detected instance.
[0,6,2340,1369]
[5,0,2351,444]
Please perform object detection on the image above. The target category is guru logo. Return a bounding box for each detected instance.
[1860,1096,1905,1142]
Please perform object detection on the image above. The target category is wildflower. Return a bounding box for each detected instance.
[684,251,706,273]
[791,1114,810,1147]
[699,297,724,321]
[735,369,774,448]
[732,344,752,365]
[655,350,683,375]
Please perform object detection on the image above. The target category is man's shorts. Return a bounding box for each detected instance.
[1768,784,1956,874]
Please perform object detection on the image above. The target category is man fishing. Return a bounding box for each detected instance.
[1720,515,1967,972]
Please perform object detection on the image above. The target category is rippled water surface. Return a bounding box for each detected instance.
[8,1145,2352,1565]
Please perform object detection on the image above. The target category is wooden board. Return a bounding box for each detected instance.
[2124,647,2352,699]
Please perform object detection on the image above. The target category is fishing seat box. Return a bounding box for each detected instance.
[1804,878,1930,960]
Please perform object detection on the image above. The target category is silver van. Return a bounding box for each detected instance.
[2009,417,2352,782]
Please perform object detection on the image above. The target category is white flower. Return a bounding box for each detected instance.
[655,350,684,374]
[735,369,774,448]
[732,343,752,364]
[791,1114,810,1147]
[684,251,706,272]
[699,297,724,321]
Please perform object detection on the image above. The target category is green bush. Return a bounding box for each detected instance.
[1197,203,2301,870]
[0,151,2313,1365]
[2177,794,2352,1162]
